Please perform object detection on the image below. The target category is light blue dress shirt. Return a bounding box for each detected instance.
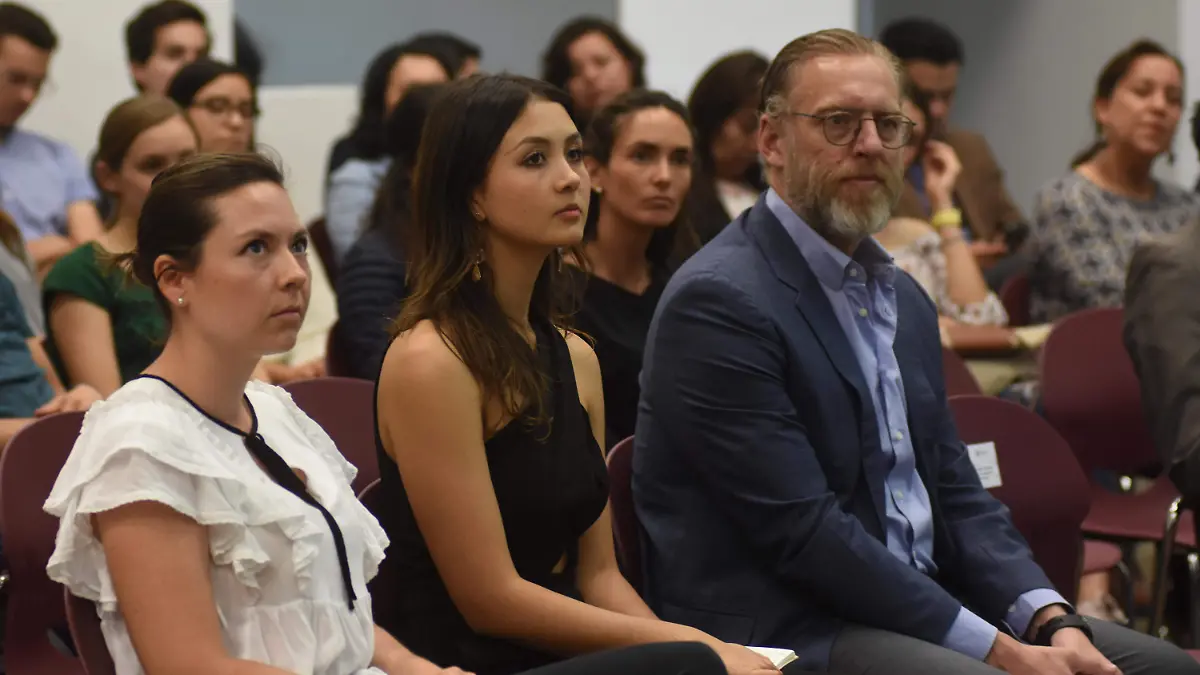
[765,189,1065,660]
[0,129,97,241]
[325,157,391,262]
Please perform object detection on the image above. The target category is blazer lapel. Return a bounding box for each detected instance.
[745,200,871,434]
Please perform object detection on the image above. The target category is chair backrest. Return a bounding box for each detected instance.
[64,590,115,675]
[1040,308,1157,475]
[941,347,982,397]
[0,411,86,674]
[605,436,642,591]
[283,377,379,493]
[999,272,1031,327]
[949,395,1089,603]
[309,216,338,283]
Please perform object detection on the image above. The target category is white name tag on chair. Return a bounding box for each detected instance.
[967,441,1003,489]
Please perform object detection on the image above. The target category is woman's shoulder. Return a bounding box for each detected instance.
[380,320,475,392]
[43,242,108,290]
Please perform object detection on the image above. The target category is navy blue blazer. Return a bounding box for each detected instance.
[632,197,1052,670]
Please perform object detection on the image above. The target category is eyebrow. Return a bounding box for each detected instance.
[508,132,583,154]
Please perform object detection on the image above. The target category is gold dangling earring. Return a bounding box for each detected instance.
[471,253,483,282]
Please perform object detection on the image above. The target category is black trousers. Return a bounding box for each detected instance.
[519,643,726,675]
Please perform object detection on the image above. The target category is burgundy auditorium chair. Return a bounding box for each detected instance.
[999,271,1031,328]
[0,411,87,675]
[605,436,642,591]
[941,347,982,397]
[64,589,115,675]
[283,377,379,493]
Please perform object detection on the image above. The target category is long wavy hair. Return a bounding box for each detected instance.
[583,89,699,270]
[394,74,583,428]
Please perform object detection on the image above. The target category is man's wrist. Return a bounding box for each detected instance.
[1028,604,1070,641]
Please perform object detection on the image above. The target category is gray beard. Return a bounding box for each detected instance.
[783,159,900,244]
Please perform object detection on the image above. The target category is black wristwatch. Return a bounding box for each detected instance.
[1034,613,1093,646]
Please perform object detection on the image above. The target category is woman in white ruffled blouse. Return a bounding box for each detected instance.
[42,152,443,675]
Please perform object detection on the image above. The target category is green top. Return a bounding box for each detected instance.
[42,242,166,386]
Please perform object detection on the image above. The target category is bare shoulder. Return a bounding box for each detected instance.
[379,320,477,399]
[561,329,602,405]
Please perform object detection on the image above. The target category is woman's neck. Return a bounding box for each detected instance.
[1085,144,1157,200]
[585,207,654,293]
[101,216,138,253]
[144,330,260,431]
[486,240,546,342]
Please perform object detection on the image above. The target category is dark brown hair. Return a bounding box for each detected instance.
[541,16,645,122]
[689,51,769,174]
[396,74,582,429]
[1071,39,1183,167]
[125,0,208,66]
[120,152,284,318]
[584,89,699,270]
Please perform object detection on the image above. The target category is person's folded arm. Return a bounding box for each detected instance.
[650,271,976,649]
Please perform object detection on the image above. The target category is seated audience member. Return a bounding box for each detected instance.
[166,58,258,153]
[1,272,99,446]
[335,83,444,380]
[1124,218,1200,542]
[634,28,1199,675]
[44,96,197,395]
[44,152,411,675]
[125,0,209,95]
[686,51,769,245]
[0,3,103,274]
[373,74,773,675]
[1028,40,1198,324]
[570,90,696,450]
[541,17,644,127]
[325,41,454,180]
[407,31,483,78]
[874,82,1007,331]
[0,208,42,333]
[326,43,450,260]
[879,18,1024,284]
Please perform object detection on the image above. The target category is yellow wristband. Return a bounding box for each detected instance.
[930,207,963,229]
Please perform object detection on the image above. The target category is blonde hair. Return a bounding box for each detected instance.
[760,28,902,117]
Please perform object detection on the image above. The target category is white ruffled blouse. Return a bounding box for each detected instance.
[44,378,390,675]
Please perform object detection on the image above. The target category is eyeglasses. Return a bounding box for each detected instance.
[192,97,260,120]
[788,110,915,149]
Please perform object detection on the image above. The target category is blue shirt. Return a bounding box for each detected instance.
[766,189,1065,660]
[325,157,391,263]
[0,272,53,417]
[0,129,97,242]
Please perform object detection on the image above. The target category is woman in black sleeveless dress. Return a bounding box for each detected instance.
[372,75,779,675]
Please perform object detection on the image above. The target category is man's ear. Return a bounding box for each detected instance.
[758,114,787,176]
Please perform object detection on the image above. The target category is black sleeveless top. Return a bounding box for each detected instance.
[372,319,610,675]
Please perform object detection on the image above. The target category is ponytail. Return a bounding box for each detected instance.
[1071,139,1106,168]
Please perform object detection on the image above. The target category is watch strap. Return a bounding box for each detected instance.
[1034,613,1093,646]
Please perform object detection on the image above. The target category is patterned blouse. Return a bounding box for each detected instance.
[1028,172,1200,323]
[889,231,1009,326]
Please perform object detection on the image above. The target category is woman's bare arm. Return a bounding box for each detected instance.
[48,296,123,395]
[94,501,294,675]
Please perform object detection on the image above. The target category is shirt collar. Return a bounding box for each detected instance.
[765,187,895,291]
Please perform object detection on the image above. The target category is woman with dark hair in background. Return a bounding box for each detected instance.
[372,74,774,675]
[325,42,453,180]
[335,83,444,380]
[1028,39,1199,323]
[407,31,482,78]
[166,57,258,153]
[541,17,644,127]
[325,43,451,260]
[571,90,696,450]
[686,51,768,245]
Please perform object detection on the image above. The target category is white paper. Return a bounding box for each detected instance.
[747,646,798,668]
[967,441,1003,489]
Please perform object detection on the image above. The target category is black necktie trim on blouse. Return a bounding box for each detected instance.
[134,374,358,611]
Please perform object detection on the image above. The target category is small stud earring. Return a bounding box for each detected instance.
[176,296,185,306]
[471,207,485,221]
[594,186,604,195]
